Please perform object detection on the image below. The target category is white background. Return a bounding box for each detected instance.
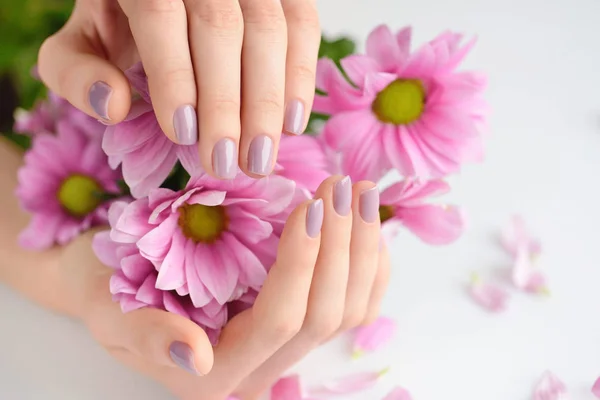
[2,0,600,398]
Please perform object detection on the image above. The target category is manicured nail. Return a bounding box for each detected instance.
[306,199,324,238]
[173,105,197,145]
[248,135,274,176]
[212,138,237,179]
[89,81,112,120]
[359,186,380,223]
[169,341,200,376]
[283,99,305,135]
[333,176,352,216]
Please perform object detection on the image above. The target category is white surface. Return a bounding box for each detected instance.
[2,0,600,398]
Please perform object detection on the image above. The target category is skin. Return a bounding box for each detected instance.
[0,138,391,400]
[37,0,321,178]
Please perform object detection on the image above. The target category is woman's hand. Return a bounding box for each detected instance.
[60,176,390,400]
[37,0,321,179]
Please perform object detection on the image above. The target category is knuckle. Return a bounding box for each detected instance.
[304,316,342,341]
[188,0,243,32]
[284,3,320,32]
[289,63,316,85]
[205,96,240,116]
[251,93,284,116]
[150,64,195,88]
[133,0,185,17]
[270,318,302,340]
[241,1,285,28]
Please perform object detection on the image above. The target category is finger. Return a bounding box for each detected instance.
[363,241,391,325]
[211,198,324,384]
[118,0,197,145]
[238,0,287,177]
[86,274,214,376]
[339,182,380,330]
[302,175,353,341]
[233,176,354,398]
[187,0,244,179]
[281,0,320,135]
[38,30,131,123]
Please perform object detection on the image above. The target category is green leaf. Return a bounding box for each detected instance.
[2,131,31,150]
[318,36,356,65]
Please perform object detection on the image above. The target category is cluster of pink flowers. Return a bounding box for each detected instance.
[15,24,486,341]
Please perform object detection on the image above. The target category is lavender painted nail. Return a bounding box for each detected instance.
[169,341,200,376]
[283,99,305,135]
[173,105,198,145]
[333,176,352,216]
[89,81,112,120]
[306,199,324,238]
[248,135,274,176]
[359,186,380,223]
[212,138,237,179]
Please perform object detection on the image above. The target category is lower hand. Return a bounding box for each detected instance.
[60,176,390,400]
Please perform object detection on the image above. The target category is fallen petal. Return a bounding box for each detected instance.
[532,371,567,400]
[513,248,549,295]
[271,375,303,400]
[592,377,600,398]
[468,273,508,313]
[313,368,390,396]
[353,317,397,358]
[383,386,413,400]
[501,214,542,258]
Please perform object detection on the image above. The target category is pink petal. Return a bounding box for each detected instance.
[340,55,381,88]
[383,386,413,400]
[155,231,187,290]
[222,232,267,289]
[501,215,542,258]
[194,243,239,305]
[227,208,273,244]
[312,368,390,396]
[395,26,412,63]
[136,214,178,263]
[92,231,120,269]
[468,275,508,313]
[512,248,548,294]
[135,274,163,307]
[366,25,401,72]
[176,144,202,176]
[591,377,600,398]
[397,205,464,245]
[353,317,397,357]
[18,213,64,250]
[271,375,303,400]
[533,371,567,400]
[120,254,154,284]
[114,198,152,238]
[184,240,213,308]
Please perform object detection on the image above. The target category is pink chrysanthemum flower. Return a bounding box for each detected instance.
[276,134,330,193]
[93,173,302,339]
[315,25,487,181]
[102,64,202,198]
[16,122,121,250]
[379,178,464,245]
[14,92,104,137]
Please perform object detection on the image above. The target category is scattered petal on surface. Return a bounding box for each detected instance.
[532,371,567,400]
[468,273,508,313]
[512,248,549,295]
[271,375,303,400]
[592,377,600,398]
[312,368,390,396]
[501,214,542,258]
[353,317,397,358]
[383,386,413,400]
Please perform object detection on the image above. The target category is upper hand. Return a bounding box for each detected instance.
[37,0,321,179]
[59,176,389,400]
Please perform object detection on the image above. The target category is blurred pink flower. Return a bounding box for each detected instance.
[468,273,508,313]
[315,25,487,181]
[591,376,600,398]
[383,387,413,400]
[352,316,397,358]
[102,63,202,198]
[16,122,121,250]
[94,173,303,339]
[276,134,331,193]
[533,371,567,400]
[379,178,464,245]
[14,92,104,137]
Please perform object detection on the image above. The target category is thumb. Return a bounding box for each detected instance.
[85,272,214,376]
[38,27,131,123]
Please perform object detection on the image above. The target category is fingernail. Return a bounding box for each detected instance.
[359,186,380,223]
[306,199,324,238]
[173,105,198,145]
[89,81,112,120]
[283,99,305,135]
[212,138,237,179]
[248,135,274,176]
[333,176,352,216]
[169,341,200,376]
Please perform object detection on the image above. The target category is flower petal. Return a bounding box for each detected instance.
[366,25,401,71]
[137,214,178,263]
[194,243,239,305]
[156,231,187,290]
[468,274,508,313]
[135,274,163,307]
[312,368,390,396]
[397,204,464,245]
[18,213,64,250]
[271,376,303,400]
[501,215,542,258]
[591,377,600,398]
[340,55,381,88]
[353,316,397,357]
[533,371,567,400]
[383,387,413,400]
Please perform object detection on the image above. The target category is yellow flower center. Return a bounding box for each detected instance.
[57,174,103,218]
[178,204,228,243]
[379,205,395,223]
[372,79,425,125]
